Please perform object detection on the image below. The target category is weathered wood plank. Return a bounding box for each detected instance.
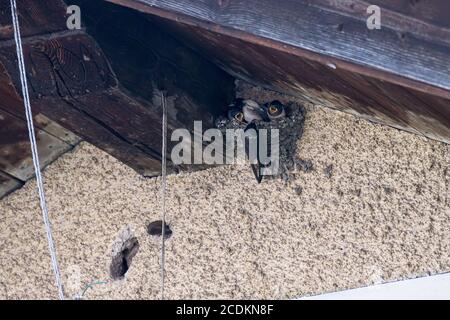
[104,0,450,144]
[152,18,450,143]
[365,0,450,29]
[0,170,23,199]
[0,0,67,40]
[0,0,80,189]
[305,0,450,44]
[0,0,235,176]
[33,114,81,146]
[0,31,167,176]
[0,109,73,181]
[108,0,450,98]
[0,25,169,175]
[0,59,81,146]
[75,0,235,131]
[36,94,168,176]
[0,0,81,188]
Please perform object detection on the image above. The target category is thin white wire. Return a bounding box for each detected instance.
[160,92,167,300]
[10,0,65,300]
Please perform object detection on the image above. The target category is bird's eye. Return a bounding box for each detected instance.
[269,105,278,114]
[235,112,244,122]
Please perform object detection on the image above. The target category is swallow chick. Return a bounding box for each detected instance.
[264,100,286,120]
[242,99,267,123]
[226,98,245,124]
[228,108,245,124]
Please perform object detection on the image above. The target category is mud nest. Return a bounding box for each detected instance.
[216,100,306,182]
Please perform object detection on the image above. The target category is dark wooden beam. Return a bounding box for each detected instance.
[0,0,235,178]
[0,0,81,198]
[0,170,23,199]
[107,0,450,97]
[305,0,450,44]
[107,0,450,144]
[0,109,73,181]
[0,60,80,146]
[0,0,68,40]
[0,30,169,176]
[73,0,235,153]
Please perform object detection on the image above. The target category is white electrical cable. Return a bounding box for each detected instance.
[160,92,167,300]
[9,0,65,300]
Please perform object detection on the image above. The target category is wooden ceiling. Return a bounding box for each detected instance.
[110,0,450,143]
[0,0,234,198]
[1,0,449,198]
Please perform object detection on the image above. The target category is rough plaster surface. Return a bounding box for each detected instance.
[0,85,449,299]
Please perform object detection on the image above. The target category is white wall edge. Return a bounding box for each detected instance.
[299,273,450,300]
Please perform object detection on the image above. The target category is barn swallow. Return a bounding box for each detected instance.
[264,100,286,120]
[242,99,268,122]
[225,98,287,183]
[228,98,267,123]
[227,98,245,123]
[228,108,245,123]
[244,121,263,183]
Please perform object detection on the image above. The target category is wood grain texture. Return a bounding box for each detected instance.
[305,0,450,45]
[0,32,166,176]
[0,0,235,176]
[106,0,450,144]
[75,0,235,130]
[67,0,235,173]
[33,114,81,146]
[0,170,22,199]
[0,0,67,40]
[0,59,80,146]
[0,0,81,191]
[367,0,450,29]
[151,16,450,143]
[108,0,450,98]
[36,94,167,176]
[0,109,72,181]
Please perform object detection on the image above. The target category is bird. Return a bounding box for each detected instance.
[228,108,245,124]
[227,98,286,124]
[228,98,267,124]
[227,98,246,124]
[244,121,263,183]
[242,99,267,123]
[224,98,287,183]
[264,100,286,120]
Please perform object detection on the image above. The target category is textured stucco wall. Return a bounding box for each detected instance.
[0,84,448,299]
